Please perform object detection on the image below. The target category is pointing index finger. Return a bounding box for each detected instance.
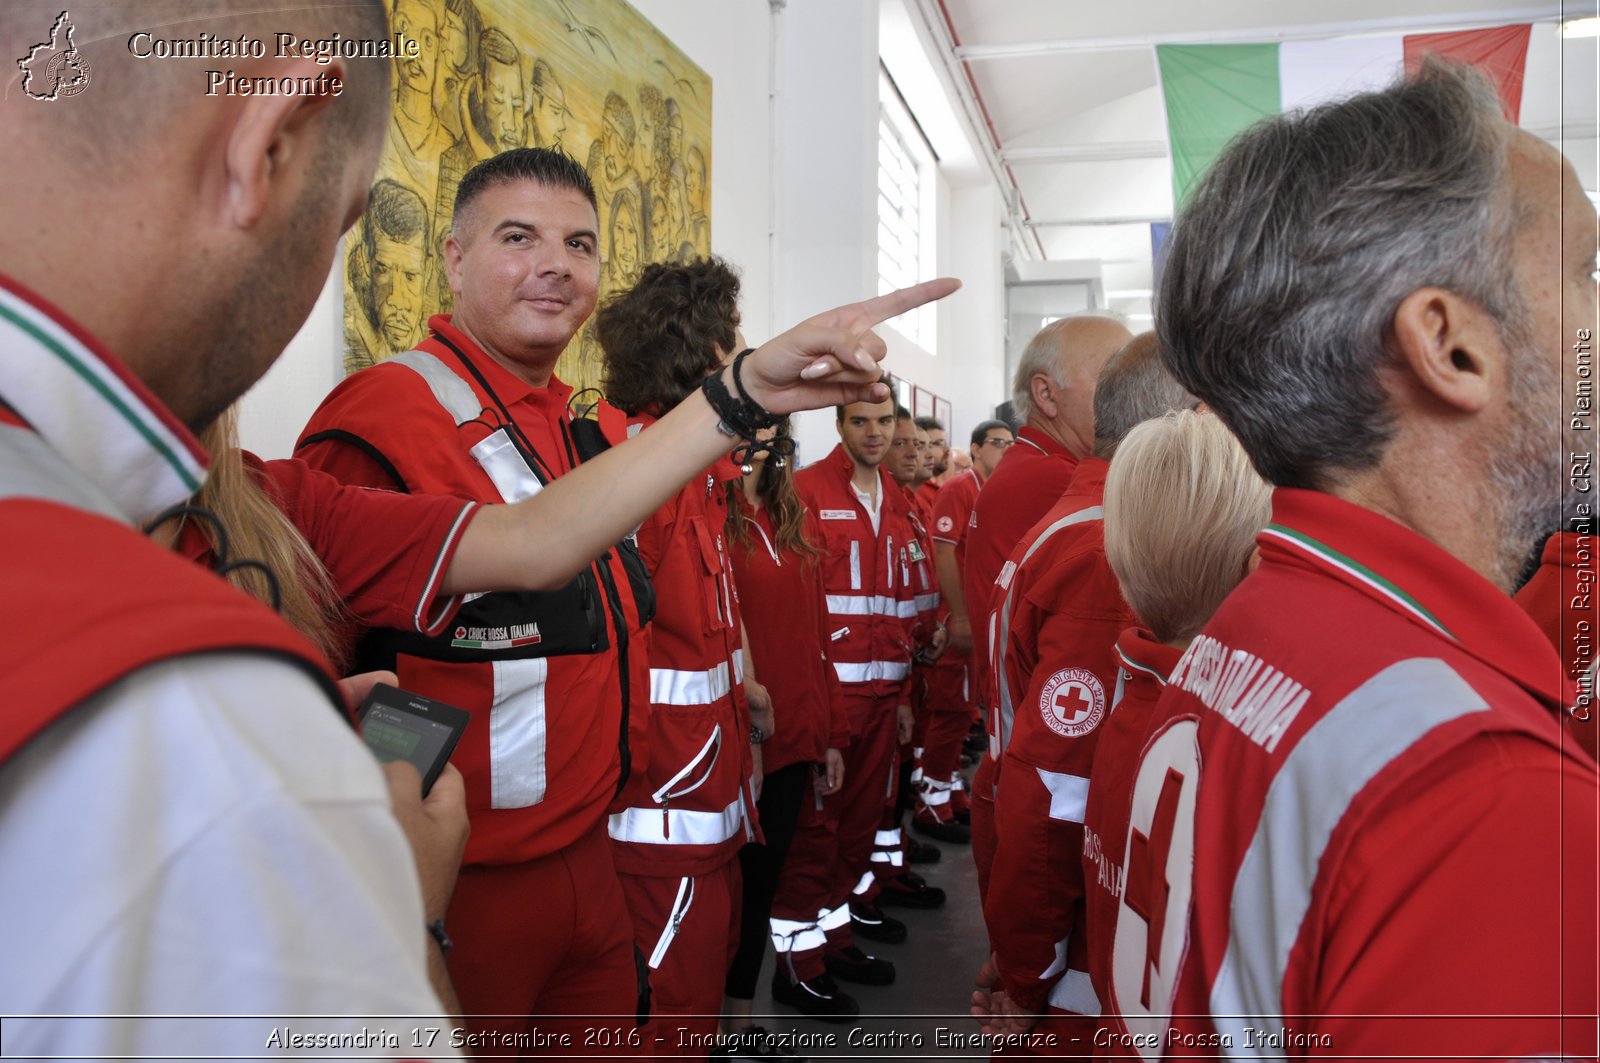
[818,277,961,331]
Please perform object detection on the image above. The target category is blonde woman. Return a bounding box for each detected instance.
[1081,410,1269,1046]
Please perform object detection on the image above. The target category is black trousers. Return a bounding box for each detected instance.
[724,760,812,998]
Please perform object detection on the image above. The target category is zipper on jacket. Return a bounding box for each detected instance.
[748,517,781,566]
[652,724,724,840]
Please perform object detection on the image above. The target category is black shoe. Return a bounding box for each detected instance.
[953,805,972,826]
[907,836,942,864]
[714,1025,808,1062]
[770,971,860,1022]
[876,870,947,909]
[849,899,908,943]
[824,944,897,985]
[913,816,972,844]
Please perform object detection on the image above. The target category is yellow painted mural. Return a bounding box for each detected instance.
[343,0,712,393]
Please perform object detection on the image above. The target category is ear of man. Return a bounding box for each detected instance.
[1390,286,1501,416]
[222,58,354,231]
[1030,372,1060,420]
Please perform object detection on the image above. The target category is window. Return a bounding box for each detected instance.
[877,69,933,346]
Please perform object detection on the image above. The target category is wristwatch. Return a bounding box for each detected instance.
[750,724,767,745]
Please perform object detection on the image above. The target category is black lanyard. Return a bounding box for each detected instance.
[430,330,566,485]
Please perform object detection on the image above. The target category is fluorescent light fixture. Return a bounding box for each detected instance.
[1561,17,1600,37]
[1104,289,1153,300]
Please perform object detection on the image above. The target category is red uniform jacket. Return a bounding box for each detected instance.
[175,453,476,663]
[1514,529,1598,759]
[2,497,342,765]
[1127,490,1596,1059]
[727,494,848,770]
[794,445,918,711]
[609,424,756,877]
[985,459,1131,1016]
[296,315,652,868]
[1081,627,1182,1057]
[966,426,1079,714]
[929,469,982,687]
[902,484,942,650]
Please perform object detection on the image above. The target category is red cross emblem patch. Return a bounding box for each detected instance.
[1038,667,1105,737]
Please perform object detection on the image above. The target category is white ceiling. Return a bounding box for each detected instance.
[884,0,1599,320]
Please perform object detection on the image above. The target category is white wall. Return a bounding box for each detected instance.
[238,0,1013,467]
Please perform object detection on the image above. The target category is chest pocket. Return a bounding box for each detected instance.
[692,517,732,633]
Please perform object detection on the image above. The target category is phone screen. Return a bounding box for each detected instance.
[356,685,470,795]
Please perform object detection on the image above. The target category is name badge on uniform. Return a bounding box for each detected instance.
[821,509,855,520]
[907,540,927,563]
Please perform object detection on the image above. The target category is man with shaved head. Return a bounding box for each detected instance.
[961,313,1131,896]
[975,332,1195,1045]
[0,1,446,1055]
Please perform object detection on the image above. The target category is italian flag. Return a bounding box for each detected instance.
[1158,24,1532,205]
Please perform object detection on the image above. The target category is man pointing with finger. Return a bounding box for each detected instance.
[298,146,954,1048]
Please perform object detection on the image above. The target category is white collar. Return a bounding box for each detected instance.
[0,279,207,524]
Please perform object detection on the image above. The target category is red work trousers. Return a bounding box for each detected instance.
[619,859,741,1059]
[771,691,900,968]
[448,818,640,1058]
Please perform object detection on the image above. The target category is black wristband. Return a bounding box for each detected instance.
[426,918,453,955]
[700,349,781,441]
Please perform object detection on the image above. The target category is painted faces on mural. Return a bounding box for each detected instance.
[391,0,438,98]
[372,229,427,349]
[483,54,526,153]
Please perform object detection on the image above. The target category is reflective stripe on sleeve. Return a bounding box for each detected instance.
[1036,767,1090,824]
[1047,967,1101,1016]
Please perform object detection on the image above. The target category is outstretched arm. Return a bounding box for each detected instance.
[443,278,960,595]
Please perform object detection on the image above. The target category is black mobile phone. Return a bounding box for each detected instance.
[355,683,470,796]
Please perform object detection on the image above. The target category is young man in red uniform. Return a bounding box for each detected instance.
[775,396,921,1005]
[914,415,949,517]
[881,408,947,909]
[966,316,1129,897]
[1110,66,1597,1058]
[919,419,1011,843]
[976,334,1193,1053]
[592,257,759,1051]
[298,147,959,1048]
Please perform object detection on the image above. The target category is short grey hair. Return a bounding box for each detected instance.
[1011,310,1129,422]
[1091,332,1197,459]
[1156,59,1518,489]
